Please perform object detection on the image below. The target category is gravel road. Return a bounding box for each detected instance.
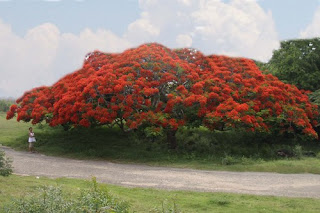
[2,146,320,198]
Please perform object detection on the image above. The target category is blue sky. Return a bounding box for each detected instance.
[0,0,140,36]
[1,0,320,98]
[0,0,318,39]
[260,0,319,39]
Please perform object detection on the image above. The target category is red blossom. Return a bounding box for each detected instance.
[5,43,319,139]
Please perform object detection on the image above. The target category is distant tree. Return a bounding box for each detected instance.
[0,99,15,112]
[265,38,320,91]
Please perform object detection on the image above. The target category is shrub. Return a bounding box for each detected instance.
[76,178,129,213]
[176,127,279,158]
[5,178,129,213]
[176,127,218,154]
[221,154,239,165]
[293,145,303,159]
[0,150,12,176]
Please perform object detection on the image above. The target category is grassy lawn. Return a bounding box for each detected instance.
[0,175,320,213]
[1,112,320,174]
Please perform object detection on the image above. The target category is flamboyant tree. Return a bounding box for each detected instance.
[7,43,319,148]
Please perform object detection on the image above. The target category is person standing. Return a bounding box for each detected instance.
[28,127,36,153]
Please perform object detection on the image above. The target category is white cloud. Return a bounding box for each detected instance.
[176,34,192,47]
[126,17,160,43]
[300,7,320,38]
[0,0,280,98]
[0,19,131,98]
[53,28,131,81]
[129,0,279,61]
[177,0,192,6]
[192,0,279,60]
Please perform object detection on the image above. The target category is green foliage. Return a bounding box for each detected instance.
[221,154,238,165]
[176,127,215,154]
[176,127,284,159]
[0,150,12,177]
[5,178,129,213]
[144,126,164,140]
[0,99,15,112]
[309,89,320,105]
[265,38,320,91]
[254,60,268,73]
[293,145,303,160]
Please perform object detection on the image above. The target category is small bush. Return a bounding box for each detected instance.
[221,154,239,165]
[0,150,13,177]
[240,156,255,165]
[176,127,217,154]
[5,178,129,213]
[293,145,303,159]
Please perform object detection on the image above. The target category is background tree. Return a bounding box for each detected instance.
[0,99,15,112]
[264,38,320,91]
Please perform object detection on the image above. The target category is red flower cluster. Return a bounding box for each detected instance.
[6,43,319,138]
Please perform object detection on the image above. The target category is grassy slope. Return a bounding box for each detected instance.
[1,112,320,174]
[1,175,320,213]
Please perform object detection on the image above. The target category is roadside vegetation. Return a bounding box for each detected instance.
[0,150,12,177]
[1,112,320,174]
[1,175,320,213]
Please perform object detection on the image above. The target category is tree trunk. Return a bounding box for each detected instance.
[166,128,177,149]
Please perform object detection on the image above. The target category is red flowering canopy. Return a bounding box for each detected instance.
[7,43,319,142]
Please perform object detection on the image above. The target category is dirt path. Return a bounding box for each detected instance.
[2,146,320,198]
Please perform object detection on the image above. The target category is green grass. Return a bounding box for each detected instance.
[1,112,320,174]
[1,175,320,213]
